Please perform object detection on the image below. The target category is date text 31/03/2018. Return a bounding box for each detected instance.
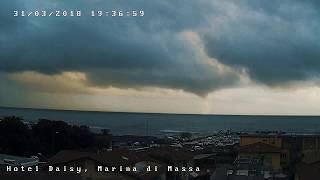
[13,10,144,17]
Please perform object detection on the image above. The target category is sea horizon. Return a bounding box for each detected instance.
[1,106,320,136]
[1,105,320,117]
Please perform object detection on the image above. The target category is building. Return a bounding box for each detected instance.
[192,153,216,179]
[238,134,283,172]
[239,133,320,179]
[147,147,196,180]
[300,135,320,152]
[240,134,282,148]
[227,156,288,180]
[282,134,320,173]
[294,151,320,180]
[237,142,281,171]
[46,150,166,180]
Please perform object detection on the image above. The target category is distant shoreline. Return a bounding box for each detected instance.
[1,106,320,117]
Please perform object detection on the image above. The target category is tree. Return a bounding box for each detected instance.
[0,117,110,156]
[32,119,100,155]
[0,116,39,156]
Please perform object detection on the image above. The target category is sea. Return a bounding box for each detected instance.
[1,107,320,136]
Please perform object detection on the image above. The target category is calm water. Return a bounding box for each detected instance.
[1,107,320,136]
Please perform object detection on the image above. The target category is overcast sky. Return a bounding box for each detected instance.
[1,0,320,115]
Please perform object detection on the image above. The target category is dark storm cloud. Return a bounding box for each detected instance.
[1,0,320,96]
[203,0,320,85]
[0,0,240,96]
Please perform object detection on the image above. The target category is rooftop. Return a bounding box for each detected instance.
[193,153,216,160]
[47,150,166,180]
[47,149,145,166]
[0,154,39,167]
[296,161,320,180]
[240,133,320,138]
[147,147,195,161]
[238,142,281,153]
